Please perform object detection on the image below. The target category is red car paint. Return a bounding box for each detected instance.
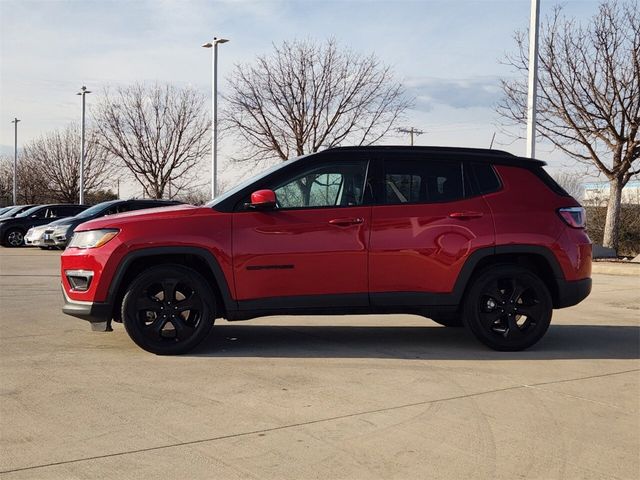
[61,146,592,351]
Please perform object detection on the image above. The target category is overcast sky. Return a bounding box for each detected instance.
[0,0,601,195]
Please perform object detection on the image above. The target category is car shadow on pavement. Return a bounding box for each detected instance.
[189,323,640,360]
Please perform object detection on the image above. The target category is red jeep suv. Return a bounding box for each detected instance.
[61,146,592,354]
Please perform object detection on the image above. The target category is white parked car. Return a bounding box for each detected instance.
[24,225,49,247]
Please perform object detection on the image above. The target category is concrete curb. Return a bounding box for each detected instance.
[592,262,640,276]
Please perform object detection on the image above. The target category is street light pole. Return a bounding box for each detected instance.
[10,117,20,205]
[202,37,229,199]
[77,86,91,204]
[526,0,540,158]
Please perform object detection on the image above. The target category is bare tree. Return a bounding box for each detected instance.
[0,157,12,205]
[94,83,210,199]
[0,155,51,204]
[225,38,412,163]
[552,170,585,201]
[23,123,114,203]
[497,1,639,250]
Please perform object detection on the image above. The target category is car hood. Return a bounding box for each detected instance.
[46,218,72,227]
[75,204,205,231]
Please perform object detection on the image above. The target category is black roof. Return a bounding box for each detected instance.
[322,145,546,167]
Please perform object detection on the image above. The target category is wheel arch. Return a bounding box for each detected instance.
[453,245,564,308]
[108,247,235,321]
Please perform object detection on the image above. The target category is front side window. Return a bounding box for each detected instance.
[29,208,47,219]
[271,161,368,209]
[383,159,464,204]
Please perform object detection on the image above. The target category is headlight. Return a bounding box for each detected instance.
[68,229,119,249]
[52,225,72,238]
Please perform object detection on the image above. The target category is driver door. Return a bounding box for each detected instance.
[232,156,372,309]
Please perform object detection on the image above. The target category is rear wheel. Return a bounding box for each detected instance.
[121,265,215,355]
[463,265,552,351]
[4,228,25,247]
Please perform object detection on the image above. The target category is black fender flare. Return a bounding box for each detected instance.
[106,246,236,313]
[450,244,565,304]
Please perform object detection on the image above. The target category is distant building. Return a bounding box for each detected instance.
[582,180,640,205]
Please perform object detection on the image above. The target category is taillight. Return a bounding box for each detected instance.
[558,207,586,228]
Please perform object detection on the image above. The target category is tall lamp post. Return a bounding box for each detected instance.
[526,0,540,158]
[202,36,229,199]
[10,117,20,205]
[77,86,91,204]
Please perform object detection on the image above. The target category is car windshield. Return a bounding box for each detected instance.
[206,154,309,207]
[74,200,120,219]
[0,206,21,218]
[17,205,44,217]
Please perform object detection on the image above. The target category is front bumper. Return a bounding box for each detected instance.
[24,230,46,246]
[61,286,113,331]
[555,277,592,308]
[43,231,68,247]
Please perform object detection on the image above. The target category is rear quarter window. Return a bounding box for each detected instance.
[470,163,502,194]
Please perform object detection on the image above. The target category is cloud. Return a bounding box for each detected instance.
[405,76,502,112]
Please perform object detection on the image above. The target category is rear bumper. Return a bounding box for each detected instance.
[555,277,592,309]
[61,286,113,329]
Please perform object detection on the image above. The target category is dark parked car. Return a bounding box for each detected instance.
[35,199,182,248]
[0,205,38,219]
[61,146,592,354]
[0,204,87,247]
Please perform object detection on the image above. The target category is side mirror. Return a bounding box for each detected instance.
[248,189,277,210]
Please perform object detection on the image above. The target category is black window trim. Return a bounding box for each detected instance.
[213,149,540,212]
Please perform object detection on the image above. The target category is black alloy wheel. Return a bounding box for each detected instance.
[4,228,25,247]
[463,265,552,351]
[122,265,215,355]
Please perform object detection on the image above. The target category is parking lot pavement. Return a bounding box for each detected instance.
[0,249,638,480]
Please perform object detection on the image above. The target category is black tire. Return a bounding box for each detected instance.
[121,264,215,355]
[430,316,464,327]
[463,265,552,351]
[3,228,25,247]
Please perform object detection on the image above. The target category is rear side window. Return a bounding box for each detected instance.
[471,163,501,194]
[383,159,464,204]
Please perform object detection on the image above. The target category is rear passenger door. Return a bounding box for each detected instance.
[368,155,495,304]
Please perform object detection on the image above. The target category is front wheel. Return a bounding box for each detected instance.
[4,228,25,247]
[121,265,215,355]
[463,265,552,351]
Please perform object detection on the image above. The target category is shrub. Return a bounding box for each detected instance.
[585,205,640,257]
